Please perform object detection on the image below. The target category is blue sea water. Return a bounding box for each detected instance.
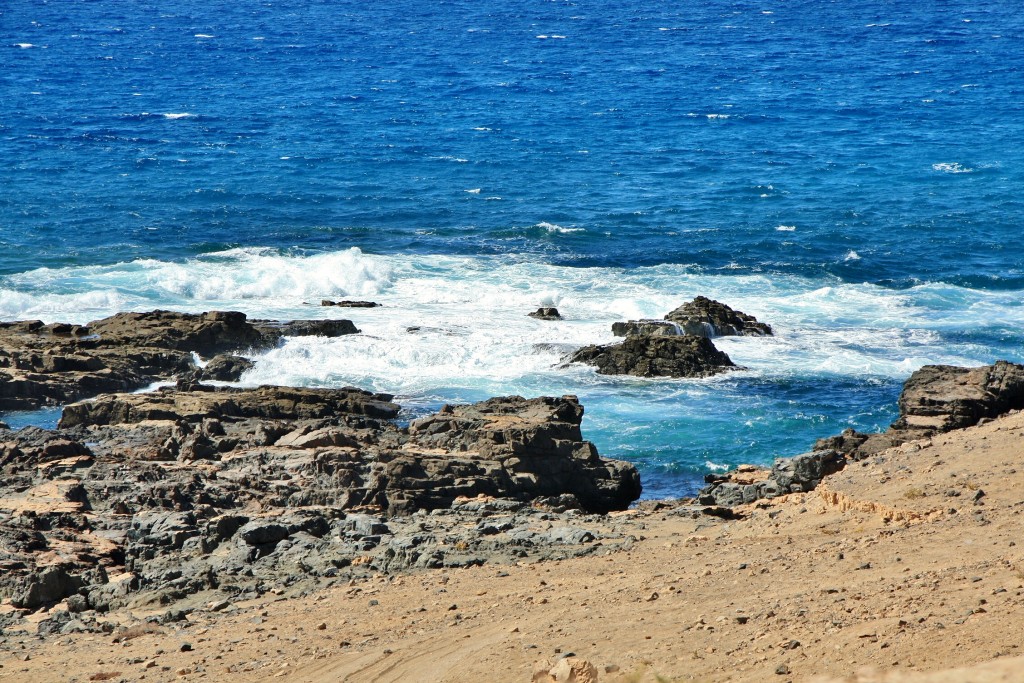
[2,0,1023,497]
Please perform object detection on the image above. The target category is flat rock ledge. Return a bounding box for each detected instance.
[568,334,738,378]
[699,360,1024,507]
[0,386,640,619]
[0,310,360,411]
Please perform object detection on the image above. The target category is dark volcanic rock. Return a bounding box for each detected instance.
[895,361,1024,433]
[611,320,681,337]
[321,299,380,308]
[0,310,362,410]
[88,310,266,356]
[569,335,738,378]
[528,307,563,321]
[197,354,254,382]
[697,450,845,507]
[664,296,772,337]
[253,319,360,339]
[406,395,641,513]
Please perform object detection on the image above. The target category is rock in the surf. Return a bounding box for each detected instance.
[0,311,360,410]
[528,307,563,320]
[569,334,738,378]
[611,320,681,337]
[664,296,772,337]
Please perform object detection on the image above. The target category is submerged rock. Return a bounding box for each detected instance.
[664,296,773,337]
[568,335,738,378]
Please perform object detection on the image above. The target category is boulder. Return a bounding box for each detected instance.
[568,335,738,378]
[664,296,772,337]
[528,307,563,321]
[697,450,844,507]
[197,354,254,382]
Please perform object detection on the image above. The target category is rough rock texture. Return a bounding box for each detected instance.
[568,335,737,378]
[0,310,360,410]
[528,307,563,321]
[197,354,254,382]
[407,395,641,513]
[819,361,1024,461]
[0,386,640,614]
[697,450,845,506]
[611,320,681,337]
[663,296,773,337]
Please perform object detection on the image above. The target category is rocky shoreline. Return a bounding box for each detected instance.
[4,305,1024,682]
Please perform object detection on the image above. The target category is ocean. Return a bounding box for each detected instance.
[2,0,1023,497]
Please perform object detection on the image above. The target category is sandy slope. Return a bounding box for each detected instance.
[4,411,1024,682]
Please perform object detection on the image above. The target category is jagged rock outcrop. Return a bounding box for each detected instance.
[406,395,641,513]
[819,361,1024,461]
[664,296,772,337]
[0,310,360,410]
[196,354,254,382]
[0,386,641,614]
[569,335,738,378]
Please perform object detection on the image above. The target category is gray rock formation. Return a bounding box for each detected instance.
[611,320,681,337]
[0,385,641,616]
[664,296,772,337]
[568,335,738,378]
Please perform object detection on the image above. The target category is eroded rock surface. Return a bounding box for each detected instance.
[0,386,640,617]
[664,296,773,337]
[569,335,737,378]
[0,310,359,411]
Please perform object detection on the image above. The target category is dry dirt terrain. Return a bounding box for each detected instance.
[4,411,1024,682]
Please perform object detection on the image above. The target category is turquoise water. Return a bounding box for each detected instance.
[2,1,1023,496]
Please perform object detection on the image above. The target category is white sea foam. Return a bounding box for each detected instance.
[775,225,796,232]
[2,249,1017,397]
[536,222,584,234]
[163,112,194,120]
[465,188,481,194]
[932,162,973,174]
[844,250,861,261]
[15,43,34,48]
[194,34,214,39]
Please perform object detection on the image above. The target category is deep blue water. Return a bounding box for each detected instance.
[2,0,1023,497]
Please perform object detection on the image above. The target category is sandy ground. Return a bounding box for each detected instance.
[3,411,1024,682]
